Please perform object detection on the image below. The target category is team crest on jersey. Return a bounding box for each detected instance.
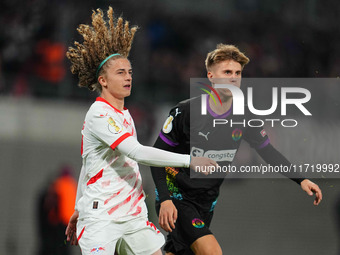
[232,128,242,141]
[107,117,123,134]
[90,247,105,253]
[162,116,174,134]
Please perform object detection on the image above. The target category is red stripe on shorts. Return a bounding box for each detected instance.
[77,226,85,242]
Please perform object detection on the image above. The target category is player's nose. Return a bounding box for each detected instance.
[125,73,132,81]
[229,75,237,83]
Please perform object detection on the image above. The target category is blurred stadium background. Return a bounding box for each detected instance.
[0,0,339,254]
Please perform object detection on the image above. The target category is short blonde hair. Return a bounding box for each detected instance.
[205,44,250,71]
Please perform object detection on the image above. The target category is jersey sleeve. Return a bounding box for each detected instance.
[151,104,188,203]
[158,105,188,149]
[256,144,305,184]
[243,126,270,149]
[88,112,132,150]
[117,136,190,167]
[150,136,174,203]
[242,116,304,184]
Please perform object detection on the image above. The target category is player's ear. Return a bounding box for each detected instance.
[98,75,107,89]
[207,71,214,84]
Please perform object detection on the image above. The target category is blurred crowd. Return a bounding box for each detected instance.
[0,0,339,137]
[0,2,339,254]
[36,165,77,255]
[1,0,339,98]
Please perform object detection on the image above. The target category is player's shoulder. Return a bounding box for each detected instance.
[172,96,200,112]
[86,100,120,120]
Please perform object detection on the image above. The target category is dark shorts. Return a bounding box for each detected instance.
[156,199,214,255]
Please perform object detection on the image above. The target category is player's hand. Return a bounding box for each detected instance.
[300,179,322,205]
[159,200,177,232]
[189,157,218,175]
[65,210,79,245]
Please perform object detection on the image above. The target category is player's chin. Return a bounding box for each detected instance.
[122,90,131,97]
[217,89,232,98]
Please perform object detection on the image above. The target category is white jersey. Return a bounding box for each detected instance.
[76,97,147,222]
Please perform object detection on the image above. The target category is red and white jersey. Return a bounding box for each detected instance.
[76,97,147,222]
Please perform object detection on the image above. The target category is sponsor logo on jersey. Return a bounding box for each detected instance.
[204,149,236,162]
[191,147,204,157]
[260,129,267,137]
[108,117,123,134]
[191,147,237,162]
[198,131,210,141]
[175,108,181,116]
[162,116,174,133]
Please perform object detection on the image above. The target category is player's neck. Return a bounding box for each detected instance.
[100,92,125,111]
[209,96,232,115]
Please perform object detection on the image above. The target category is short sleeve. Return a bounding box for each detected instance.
[88,112,132,150]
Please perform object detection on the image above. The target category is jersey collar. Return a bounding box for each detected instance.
[207,96,232,118]
[96,97,127,114]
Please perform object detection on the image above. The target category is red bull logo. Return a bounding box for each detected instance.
[90,247,105,253]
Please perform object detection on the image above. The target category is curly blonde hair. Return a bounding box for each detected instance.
[205,44,249,71]
[66,7,138,92]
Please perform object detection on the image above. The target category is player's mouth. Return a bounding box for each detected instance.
[124,84,131,90]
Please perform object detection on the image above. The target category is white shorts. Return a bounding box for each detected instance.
[77,217,165,255]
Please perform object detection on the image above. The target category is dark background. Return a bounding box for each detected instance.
[0,0,339,254]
